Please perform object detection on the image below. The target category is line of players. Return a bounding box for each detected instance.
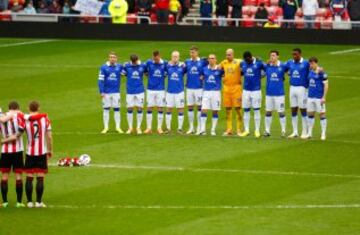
[0,101,52,208]
[98,47,328,140]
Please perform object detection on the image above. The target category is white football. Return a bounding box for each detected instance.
[79,154,91,166]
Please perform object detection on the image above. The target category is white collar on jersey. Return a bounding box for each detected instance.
[252,57,257,64]
[191,57,200,61]
[270,60,281,66]
[293,57,304,63]
[207,65,220,70]
[129,60,141,65]
[152,59,164,64]
[169,61,184,66]
[106,61,118,66]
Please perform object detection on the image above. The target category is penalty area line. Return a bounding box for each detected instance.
[47,204,360,210]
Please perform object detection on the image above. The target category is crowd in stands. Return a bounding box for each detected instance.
[200,0,360,28]
[0,0,359,27]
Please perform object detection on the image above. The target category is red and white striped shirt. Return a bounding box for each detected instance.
[0,112,25,153]
[25,115,52,156]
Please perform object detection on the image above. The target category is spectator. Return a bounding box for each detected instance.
[216,0,228,26]
[137,0,152,24]
[348,0,360,28]
[319,0,330,7]
[48,0,62,13]
[23,1,36,14]
[62,0,71,14]
[302,0,318,28]
[230,0,242,24]
[280,0,299,28]
[11,0,23,12]
[37,0,48,13]
[264,15,280,27]
[255,3,268,27]
[126,0,135,13]
[179,0,190,18]
[330,0,348,18]
[109,0,129,23]
[155,0,170,24]
[0,0,9,11]
[99,0,112,23]
[200,0,212,25]
[169,0,181,23]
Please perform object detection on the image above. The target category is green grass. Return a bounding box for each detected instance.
[0,38,359,235]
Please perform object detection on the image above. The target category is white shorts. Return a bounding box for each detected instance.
[266,95,285,112]
[186,88,203,106]
[307,98,326,113]
[290,86,307,109]
[102,93,120,108]
[202,90,221,111]
[166,92,185,108]
[242,90,262,109]
[147,90,166,107]
[126,92,144,108]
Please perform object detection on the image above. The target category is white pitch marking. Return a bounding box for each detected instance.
[0,39,56,48]
[331,75,360,80]
[50,163,360,179]
[0,63,95,69]
[51,131,360,145]
[47,204,360,210]
[329,48,360,55]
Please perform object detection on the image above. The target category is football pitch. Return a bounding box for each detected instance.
[0,38,359,235]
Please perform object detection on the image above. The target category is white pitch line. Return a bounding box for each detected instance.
[50,163,360,179]
[47,204,360,210]
[0,39,56,48]
[329,48,360,55]
[0,63,95,69]
[51,131,360,145]
[331,75,360,80]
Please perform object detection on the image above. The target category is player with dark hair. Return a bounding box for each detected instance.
[144,50,167,134]
[286,48,310,139]
[3,101,53,208]
[304,57,329,140]
[122,54,147,134]
[263,50,289,137]
[0,101,26,208]
[239,51,265,138]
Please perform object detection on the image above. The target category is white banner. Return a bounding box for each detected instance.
[74,0,104,16]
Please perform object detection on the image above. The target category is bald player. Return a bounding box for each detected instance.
[219,49,243,136]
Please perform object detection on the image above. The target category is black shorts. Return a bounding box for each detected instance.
[25,154,48,174]
[0,152,24,173]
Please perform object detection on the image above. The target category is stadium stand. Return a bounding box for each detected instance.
[0,0,357,28]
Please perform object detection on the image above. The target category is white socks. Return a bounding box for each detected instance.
[127,110,133,129]
[291,114,298,135]
[307,116,315,136]
[146,111,152,129]
[158,111,163,129]
[178,113,184,130]
[279,114,286,133]
[188,110,194,130]
[254,109,261,132]
[265,115,272,133]
[243,110,250,132]
[320,117,327,136]
[103,109,110,129]
[166,112,172,130]
[200,113,207,132]
[211,114,218,132]
[136,111,143,129]
[114,110,120,129]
